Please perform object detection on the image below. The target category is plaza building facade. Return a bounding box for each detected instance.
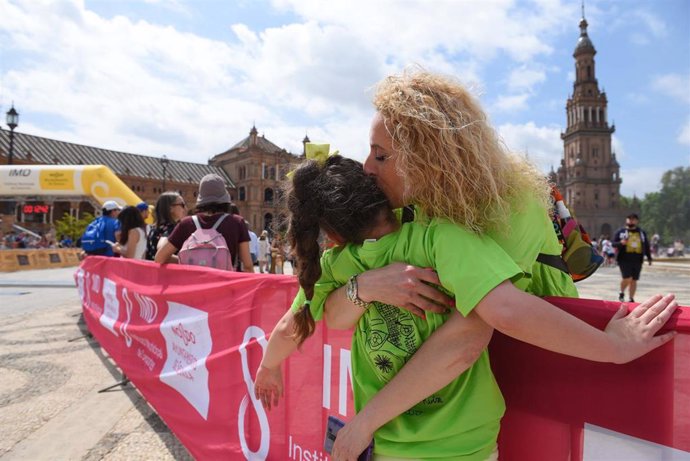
[209,125,305,233]
[552,13,630,238]
[0,129,233,236]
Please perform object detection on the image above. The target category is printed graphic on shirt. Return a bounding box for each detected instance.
[361,303,420,382]
[626,231,643,254]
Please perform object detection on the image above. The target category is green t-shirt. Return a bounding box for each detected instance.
[292,219,522,459]
[487,195,578,297]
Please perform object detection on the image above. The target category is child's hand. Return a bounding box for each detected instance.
[254,364,283,410]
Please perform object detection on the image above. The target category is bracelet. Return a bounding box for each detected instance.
[346,275,371,310]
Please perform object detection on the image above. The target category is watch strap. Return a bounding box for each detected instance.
[346,275,370,310]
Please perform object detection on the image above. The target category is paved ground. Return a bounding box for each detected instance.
[0,260,687,460]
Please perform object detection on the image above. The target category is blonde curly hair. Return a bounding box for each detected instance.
[373,69,550,233]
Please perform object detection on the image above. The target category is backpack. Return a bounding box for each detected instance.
[537,186,603,282]
[81,217,108,252]
[178,214,233,271]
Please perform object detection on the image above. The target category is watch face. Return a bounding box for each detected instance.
[346,278,355,302]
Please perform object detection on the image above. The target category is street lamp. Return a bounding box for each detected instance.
[6,105,19,165]
[160,154,170,191]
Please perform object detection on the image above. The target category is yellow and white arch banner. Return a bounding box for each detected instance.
[0,164,142,208]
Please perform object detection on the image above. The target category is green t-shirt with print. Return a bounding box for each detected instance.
[292,219,522,460]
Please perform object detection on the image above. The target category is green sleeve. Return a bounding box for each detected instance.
[290,250,340,321]
[429,221,524,316]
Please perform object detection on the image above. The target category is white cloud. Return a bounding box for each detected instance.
[497,122,563,172]
[493,94,530,113]
[619,167,666,197]
[507,66,547,91]
[652,73,690,104]
[611,135,626,160]
[631,10,668,39]
[0,0,586,168]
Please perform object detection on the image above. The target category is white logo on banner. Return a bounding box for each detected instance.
[75,268,85,302]
[159,302,212,420]
[237,326,270,461]
[134,292,158,324]
[91,273,101,294]
[100,278,120,337]
[119,288,133,348]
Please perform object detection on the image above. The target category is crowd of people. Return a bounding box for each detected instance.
[66,173,293,274]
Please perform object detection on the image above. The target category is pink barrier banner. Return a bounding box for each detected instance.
[76,257,690,460]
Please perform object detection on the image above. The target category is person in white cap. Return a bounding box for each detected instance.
[154,174,254,271]
[81,200,122,256]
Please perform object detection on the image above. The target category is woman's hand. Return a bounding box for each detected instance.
[356,262,454,318]
[254,364,283,410]
[605,293,678,364]
[330,413,375,461]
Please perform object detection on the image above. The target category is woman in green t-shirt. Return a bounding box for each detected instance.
[322,70,678,460]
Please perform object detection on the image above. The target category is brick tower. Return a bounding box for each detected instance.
[554,7,628,239]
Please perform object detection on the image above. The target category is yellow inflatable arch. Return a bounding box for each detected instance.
[0,164,148,217]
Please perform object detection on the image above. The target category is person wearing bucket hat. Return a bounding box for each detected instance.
[154,174,253,272]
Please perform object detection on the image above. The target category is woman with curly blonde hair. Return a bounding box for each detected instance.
[316,70,677,461]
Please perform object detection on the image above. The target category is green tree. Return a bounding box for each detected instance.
[640,167,690,244]
[54,212,95,243]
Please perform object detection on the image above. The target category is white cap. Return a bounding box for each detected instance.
[103,200,122,212]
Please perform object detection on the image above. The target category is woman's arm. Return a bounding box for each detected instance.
[154,241,178,264]
[329,280,678,459]
[324,263,453,329]
[123,229,139,259]
[254,308,301,410]
[474,281,677,364]
[342,263,677,362]
[238,241,254,272]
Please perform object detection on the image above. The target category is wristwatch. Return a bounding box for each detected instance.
[346,275,371,310]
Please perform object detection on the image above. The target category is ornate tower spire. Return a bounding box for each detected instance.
[557,7,624,238]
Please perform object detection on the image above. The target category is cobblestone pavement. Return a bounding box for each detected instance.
[0,261,687,460]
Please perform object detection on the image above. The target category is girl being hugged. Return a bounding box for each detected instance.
[255,155,520,460]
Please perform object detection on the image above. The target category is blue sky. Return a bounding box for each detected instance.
[1,0,688,197]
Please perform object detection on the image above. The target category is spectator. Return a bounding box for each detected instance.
[600,236,615,267]
[270,233,285,274]
[59,235,73,248]
[82,201,121,257]
[136,201,151,234]
[112,206,147,259]
[146,192,186,261]
[258,230,270,273]
[155,174,253,272]
[247,222,259,268]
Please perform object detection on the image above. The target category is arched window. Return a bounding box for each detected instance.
[264,188,274,203]
[587,65,591,79]
[239,187,246,201]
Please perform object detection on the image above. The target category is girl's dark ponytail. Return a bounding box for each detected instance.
[286,161,323,345]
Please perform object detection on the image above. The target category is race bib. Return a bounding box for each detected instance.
[626,232,643,254]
